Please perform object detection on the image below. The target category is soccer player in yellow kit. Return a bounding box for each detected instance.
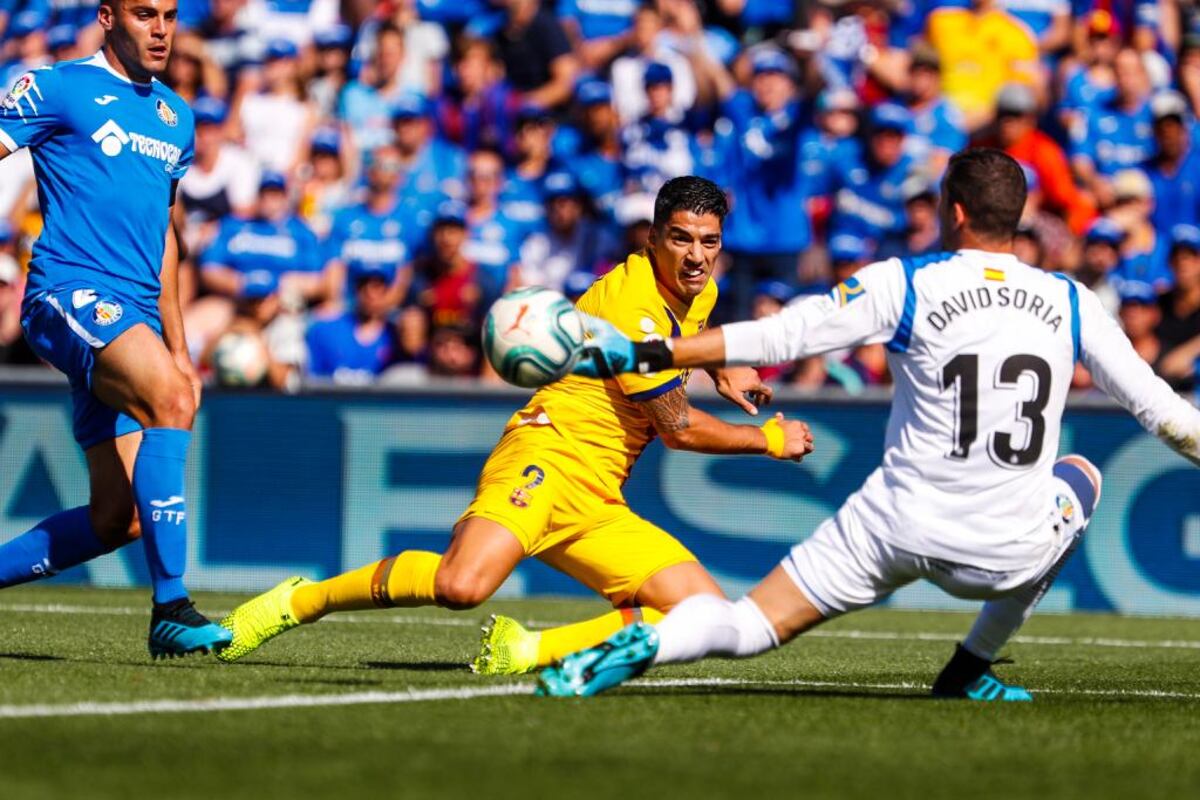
[217,177,815,671]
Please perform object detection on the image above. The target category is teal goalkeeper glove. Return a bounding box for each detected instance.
[573,313,675,378]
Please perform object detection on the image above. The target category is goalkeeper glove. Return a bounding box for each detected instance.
[573,313,675,378]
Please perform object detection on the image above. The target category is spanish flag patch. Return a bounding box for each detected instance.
[984,267,1006,282]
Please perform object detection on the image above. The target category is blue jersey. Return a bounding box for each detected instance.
[324,202,419,286]
[201,215,322,277]
[1061,67,1115,122]
[1145,150,1200,232]
[306,313,395,382]
[715,91,812,254]
[827,151,915,243]
[465,210,526,300]
[799,130,856,198]
[1001,0,1067,39]
[1073,99,1155,177]
[621,114,695,193]
[557,0,637,40]
[0,54,194,316]
[403,137,466,200]
[500,167,549,236]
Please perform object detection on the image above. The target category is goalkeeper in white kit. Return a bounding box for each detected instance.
[538,149,1200,701]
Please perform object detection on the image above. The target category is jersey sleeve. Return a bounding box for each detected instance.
[1076,283,1200,466]
[577,275,685,400]
[722,258,908,366]
[0,68,63,152]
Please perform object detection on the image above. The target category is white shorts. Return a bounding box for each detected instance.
[782,462,1098,618]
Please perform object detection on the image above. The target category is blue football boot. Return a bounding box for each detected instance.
[962,672,1033,702]
[931,644,1033,702]
[536,622,659,697]
[148,598,234,660]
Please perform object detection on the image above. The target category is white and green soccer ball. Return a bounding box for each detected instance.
[483,287,585,388]
[211,330,270,387]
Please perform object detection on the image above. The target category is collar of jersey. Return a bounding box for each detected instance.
[84,50,155,88]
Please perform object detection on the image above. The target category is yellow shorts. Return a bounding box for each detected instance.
[458,422,697,607]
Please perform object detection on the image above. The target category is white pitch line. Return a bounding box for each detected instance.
[3,603,1200,651]
[2,676,1198,720]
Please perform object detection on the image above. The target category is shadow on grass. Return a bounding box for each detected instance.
[619,685,929,702]
[361,660,468,673]
[0,652,64,662]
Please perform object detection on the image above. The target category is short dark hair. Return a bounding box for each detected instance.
[942,148,1027,242]
[653,176,728,229]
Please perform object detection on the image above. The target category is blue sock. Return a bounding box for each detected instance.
[133,428,192,604]
[0,506,110,587]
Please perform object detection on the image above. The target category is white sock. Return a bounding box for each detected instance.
[963,536,1081,661]
[652,594,780,666]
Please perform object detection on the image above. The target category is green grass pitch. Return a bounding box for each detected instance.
[1,585,1198,800]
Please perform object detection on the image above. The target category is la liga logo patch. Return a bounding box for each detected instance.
[93,300,123,326]
[3,72,37,110]
[156,98,177,127]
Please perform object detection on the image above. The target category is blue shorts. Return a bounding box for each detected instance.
[21,288,161,450]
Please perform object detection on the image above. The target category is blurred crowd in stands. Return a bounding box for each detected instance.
[1,0,1199,395]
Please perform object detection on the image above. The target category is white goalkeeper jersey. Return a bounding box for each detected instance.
[723,249,1200,571]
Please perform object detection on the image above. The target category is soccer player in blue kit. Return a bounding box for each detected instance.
[0,0,232,658]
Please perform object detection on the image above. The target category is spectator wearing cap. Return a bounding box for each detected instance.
[323,143,426,314]
[827,232,873,286]
[436,38,520,153]
[305,262,403,386]
[492,0,578,109]
[179,98,260,249]
[1116,282,1162,366]
[905,44,966,179]
[824,103,916,249]
[165,30,229,104]
[1107,168,1173,295]
[609,3,698,125]
[501,104,560,233]
[800,89,859,210]
[191,172,328,352]
[308,25,355,121]
[1155,223,1200,391]
[1058,9,1120,137]
[519,171,616,291]
[1078,217,1124,317]
[1,8,51,86]
[0,220,23,363]
[234,38,314,174]
[415,200,482,332]
[558,81,624,225]
[45,25,83,62]
[391,92,467,202]
[462,148,528,307]
[925,0,1039,131]
[1072,48,1154,206]
[620,63,695,194]
[713,47,810,319]
[1142,90,1200,233]
[749,280,797,383]
[298,128,354,239]
[876,177,942,261]
[1002,0,1071,54]
[340,24,414,157]
[988,82,1097,235]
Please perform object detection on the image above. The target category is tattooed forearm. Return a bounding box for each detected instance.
[640,385,691,433]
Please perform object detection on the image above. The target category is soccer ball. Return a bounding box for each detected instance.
[211,330,270,387]
[483,287,585,388]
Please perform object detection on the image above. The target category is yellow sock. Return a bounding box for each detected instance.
[535,607,665,666]
[290,551,442,623]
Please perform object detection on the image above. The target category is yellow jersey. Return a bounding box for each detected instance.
[927,8,1038,120]
[503,252,717,498]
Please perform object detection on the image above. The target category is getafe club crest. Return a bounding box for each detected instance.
[156,98,178,127]
[93,300,123,326]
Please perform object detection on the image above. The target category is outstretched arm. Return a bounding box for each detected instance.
[639,384,813,461]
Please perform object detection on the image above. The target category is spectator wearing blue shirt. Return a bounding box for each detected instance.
[716,48,811,319]
[905,45,966,178]
[339,23,412,157]
[1143,90,1200,233]
[1107,168,1173,296]
[520,171,617,290]
[324,144,424,312]
[621,63,695,194]
[1156,223,1200,392]
[1072,47,1155,206]
[502,104,562,236]
[827,103,917,247]
[558,0,639,73]
[305,263,401,385]
[801,88,860,210]
[559,80,625,228]
[1078,217,1125,317]
[390,93,466,206]
[875,176,943,261]
[1058,10,1119,135]
[463,148,528,306]
[1,8,50,87]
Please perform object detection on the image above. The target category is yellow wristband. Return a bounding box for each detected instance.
[761,418,785,459]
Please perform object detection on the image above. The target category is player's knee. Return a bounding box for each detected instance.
[1054,455,1103,520]
[90,504,141,549]
[146,380,196,429]
[434,568,494,610]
